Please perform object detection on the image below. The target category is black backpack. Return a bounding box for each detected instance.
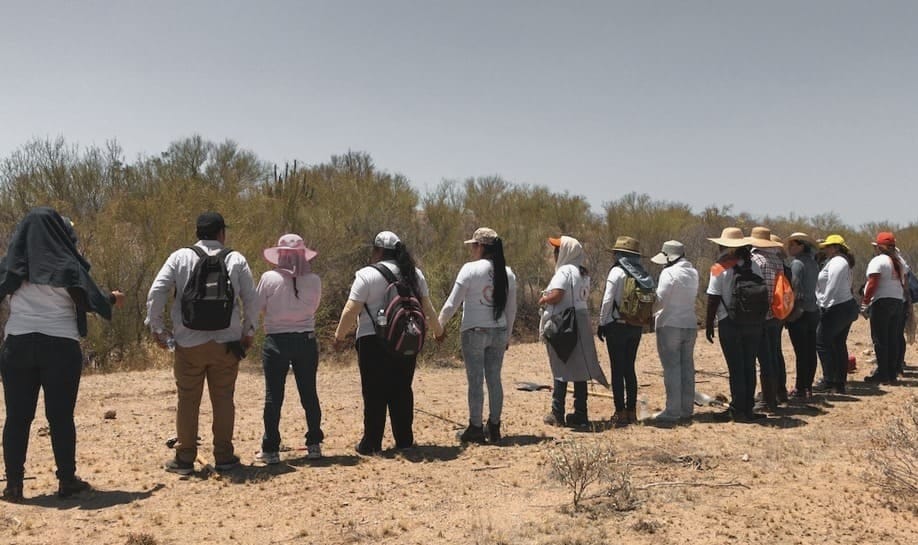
[728,262,769,325]
[181,246,235,331]
[366,263,427,357]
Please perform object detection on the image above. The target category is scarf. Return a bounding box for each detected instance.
[615,252,655,289]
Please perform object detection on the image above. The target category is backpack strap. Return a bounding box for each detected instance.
[185,246,234,261]
[371,262,399,285]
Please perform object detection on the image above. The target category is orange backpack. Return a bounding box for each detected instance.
[772,270,795,320]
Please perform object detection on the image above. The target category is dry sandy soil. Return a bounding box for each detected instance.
[1,318,916,545]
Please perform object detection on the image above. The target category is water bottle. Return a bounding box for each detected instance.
[376,308,387,327]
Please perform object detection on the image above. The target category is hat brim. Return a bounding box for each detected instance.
[548,237,562,248]
[650,252,668,265]
[612,247,641,256]
[707,237,750,248]
[463,239,477,245]
[819,241,849,250]
[263,247,318,265]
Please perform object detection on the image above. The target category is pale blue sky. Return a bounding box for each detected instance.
[2,1,917,227]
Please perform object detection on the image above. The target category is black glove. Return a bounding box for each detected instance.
[596,323,605,342]
[225,340,247,360]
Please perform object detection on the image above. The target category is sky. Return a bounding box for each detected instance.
[1,1,917,228]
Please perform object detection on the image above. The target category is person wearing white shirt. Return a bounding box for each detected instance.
[333,231,443,455]
[862,232,906,385]
[649,241,698,423]
[0,208,124,502]
[146,212,258,475]
[438,228,517,444]
[254,234,323,465]
[704,227,766,422]
[813,235,859,394]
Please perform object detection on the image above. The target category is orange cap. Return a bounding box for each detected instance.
[547,237,562,248]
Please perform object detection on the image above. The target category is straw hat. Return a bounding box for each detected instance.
[650,240,685,265]
[612,235,641,255]
[263,234,317,265]
[784,232,816,251]
[707,227,749,247]
[747,226,783,248]
[819,234,849,250]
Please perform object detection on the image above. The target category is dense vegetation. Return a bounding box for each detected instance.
[1,136,914,368]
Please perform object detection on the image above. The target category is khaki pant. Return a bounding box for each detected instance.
[173,341,240,464]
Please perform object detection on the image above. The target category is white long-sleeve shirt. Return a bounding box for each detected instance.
[256,270,321,334]
[599,266,627,325]
[437,260,517,332]
[816,255,854,308]
[654,260,699,329]
[145,239,258,347]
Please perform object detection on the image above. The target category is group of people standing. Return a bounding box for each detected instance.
[0,206,911,503]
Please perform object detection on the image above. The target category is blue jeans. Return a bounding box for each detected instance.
[261,332,323,452]
[604,322,643,412]
[655,326,697,418]
[461,327,508,426]
[816,299,858,388]
[1,333,83,485]
[717,317,761,416]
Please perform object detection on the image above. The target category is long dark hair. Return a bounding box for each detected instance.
[381,242,420,294]
[836,245,856,268]
[482,238,509,321]
[878,245,902,279]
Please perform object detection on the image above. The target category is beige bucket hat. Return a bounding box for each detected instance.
[612,235,641,255]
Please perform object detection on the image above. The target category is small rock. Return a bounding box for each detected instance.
[741,453,750,462]
[104,409,117,420]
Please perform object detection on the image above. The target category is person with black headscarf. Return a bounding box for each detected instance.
[0,207,124,503]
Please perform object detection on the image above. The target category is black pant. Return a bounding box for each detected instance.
[756,319,781,405]
[816,299,857,387]
[1,333,83,485]
[604,322,643,412]
[551,380,586,418]
[717,317,761,416]
[895,300,908,375]
[261,332,323,452]
[356,336,417,451]
[869,298,902,381]
[787,310,820,391]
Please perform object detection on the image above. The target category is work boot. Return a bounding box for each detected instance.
[611,412,630,428]
[565,412,589,428]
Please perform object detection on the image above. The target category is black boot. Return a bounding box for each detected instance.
[486,420,502,444]
[458,422,486,444]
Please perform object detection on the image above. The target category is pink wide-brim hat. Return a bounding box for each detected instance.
[263,234,317,265]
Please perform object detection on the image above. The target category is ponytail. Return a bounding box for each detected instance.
[838,246,856,269]
[482,238,509,321]
[382,242,420,295]
[880,246,903,280]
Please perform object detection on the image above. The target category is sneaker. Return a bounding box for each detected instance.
[812,379,832,392]
[255,451,280,465]
[486,420,502,444]
[306,444,322,460]
[164,458,194,475]
[2,484,23,503]
[458,423,486,444]
[652,411,679,423]
[214,456,241,472]
[864,373,885,383]
[57,477,91,498]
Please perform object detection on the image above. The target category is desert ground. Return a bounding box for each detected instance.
[1,318,916,545]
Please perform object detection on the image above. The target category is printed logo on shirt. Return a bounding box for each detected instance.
[479,285,494,306]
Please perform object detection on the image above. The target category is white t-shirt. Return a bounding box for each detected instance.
[546,264,590,313]
[654,260,699,329]
[599,266,628,325]
[816,255,854,308]
[348,260,430,339]
[256,270,322,334]
[706,259,764,322]
[5,282,79,341]
[866,254,905,302]
[437,260,518,332]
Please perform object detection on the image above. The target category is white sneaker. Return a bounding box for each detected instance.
[306,444,322,460]
[255,451,280,465]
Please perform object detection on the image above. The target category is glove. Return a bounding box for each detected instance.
[705,322,715,344]
[596,324,605,342]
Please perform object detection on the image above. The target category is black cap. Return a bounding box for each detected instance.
[196,212,226,235]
